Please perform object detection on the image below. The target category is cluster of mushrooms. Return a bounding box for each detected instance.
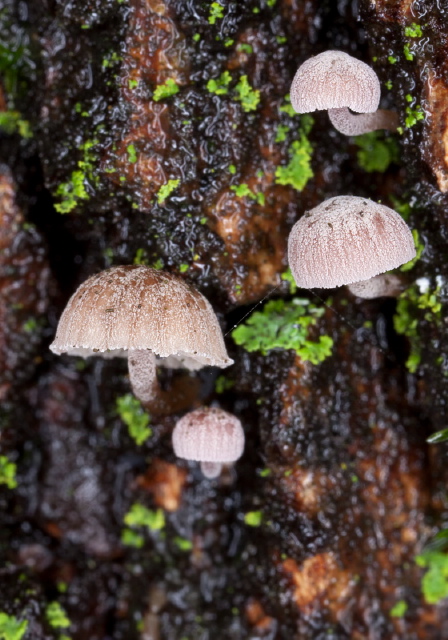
[50,51,416,479]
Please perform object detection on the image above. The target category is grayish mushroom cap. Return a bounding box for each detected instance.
[288,196,416,289]
[347,274,404,299]
[50,265,233,370]
[290,50,380,114]
[172,407,244,463]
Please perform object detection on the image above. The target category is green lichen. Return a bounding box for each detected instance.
[214,375,234,394]
[416,551,448,604]
[390,600,408,617]
[0,456,17,489]
[275,124,290,143]
[116,394,152,446]
[393,281,442,373]
[232,298,333,364]
[275,118,313,191]
[405,105,424,128]
[46,602,70,629]
[388,55,397,64]
[354,132,399,173]
[174,537,193,551]
[0,111,31,138]
[206,71,232,95]
[157,179,180,204]
[234,75,260,112]
[127,144,137,163]
[208,2,224,24]
[279,94,296,117]
[237,43,253,54]
[281,267,297,295]
[124,504,165,531]
[403,44,414,61]
[153,78,179,102]
[0,613,28,640]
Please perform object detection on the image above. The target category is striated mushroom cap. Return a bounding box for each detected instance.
[290,50,380,114]
[288,196,416,289]
[172,407,244,463]
[50,266,233,370]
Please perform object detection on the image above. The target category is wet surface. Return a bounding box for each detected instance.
[1,0,448,638]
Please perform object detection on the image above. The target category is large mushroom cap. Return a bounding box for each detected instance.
[288,196,416,289]
[172,407,244,463]
[50,266,233,369]
[290,50,380,114]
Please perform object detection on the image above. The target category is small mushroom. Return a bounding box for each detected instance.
[347,273,404,299]
[172,407,244,478]
[50,266,233,406]
[288,196,416,289]
[290,50,399,135]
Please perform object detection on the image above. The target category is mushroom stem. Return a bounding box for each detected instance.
[328,107,399,136]
[200,461,223,479]
[128,350,158,403]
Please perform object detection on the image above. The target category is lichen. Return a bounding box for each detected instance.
[0,613,28,640]
[157,179,180,204]
[232,298,333,364]
[416,551,448,604]
[0,456,17,490]
[275,116,314,191]
[206,71,232,95]
[354,132,398,173]
[124,504,165,531]
[54,139,98,214]
[153,78,179,102]
[234,75,260,112]
[46,602,70,629]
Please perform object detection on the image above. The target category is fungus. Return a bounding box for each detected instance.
[347,273,404,299]
[288,196,416,289]
[50,266,233,405]
[290,50,399,135]
[172,407,244,478]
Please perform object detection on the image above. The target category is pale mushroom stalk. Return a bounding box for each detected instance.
[128,349,158,403]
[328,107,399,136]
[200,462,223,479]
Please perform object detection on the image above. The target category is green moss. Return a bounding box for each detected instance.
[281,267,297,294]
[0,111,31,138]
[208,2,224,24]
[127,144,137,163]
[228,164,236,174]
[0,613,28,640]
[232,297,333,364]
[405,105,424,128]
[393,282,442,373]
[390,600,408,617]
[174,537,193,551]
[0,456,18,489]
[403,44,414,61]
[416,551,448,604]
[206,71,232,95]
[193,33,201,42]
[244,511,262,527]
[124,504,165,531]
[157,179,180,204]
[404,23,423,37]
[354,132,399,173]
[388,55,397,64]
[121,528,145,548]
[275,124,290,143]
[234,75,260,112]
[153,78,179,101]
[400,229,424,272]
[128,78,138,89]
[116,394,152,446]
[133,248,148,265]
[46,602,70,629]
[54,139,98,214]
[275,122,313,191]
[230,183,264,204]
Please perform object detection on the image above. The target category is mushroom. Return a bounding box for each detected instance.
[172,407,244,478]
[347,273,404,299]
[50,266,233,405]
[290,50,399,135]
[287,196,416,289]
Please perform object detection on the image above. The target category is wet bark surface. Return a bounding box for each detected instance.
[1,0,448,638]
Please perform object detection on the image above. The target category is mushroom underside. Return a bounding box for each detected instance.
[328,107,399,135]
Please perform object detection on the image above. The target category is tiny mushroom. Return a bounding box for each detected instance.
[290,50,399,135]
[50,266,233,404]
[172,407,245,478]
[288,196,416,289]
[347,273,404,300]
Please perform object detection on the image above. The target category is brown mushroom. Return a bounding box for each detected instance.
[290,51,399,135]
[50,266,233,407]
[172,407,245,478]
[287,196,416,289]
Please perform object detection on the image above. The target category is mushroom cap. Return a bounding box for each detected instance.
[50,266,233,369]
[288,196,416,289]
[290,50,380,114]
[347,274,403,299]
[172,407,244,463]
